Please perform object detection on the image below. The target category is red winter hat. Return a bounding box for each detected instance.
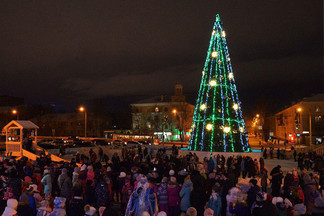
[24,176,32,183]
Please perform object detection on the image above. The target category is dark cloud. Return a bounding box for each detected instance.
[0,1,322,111]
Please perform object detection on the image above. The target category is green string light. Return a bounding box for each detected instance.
[189,14,251,152]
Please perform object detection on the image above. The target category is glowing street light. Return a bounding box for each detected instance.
[256,114,260,118]
[172,109,177,115]
[297,107,302,112]
[79,106,87,138]
[12,109,19,120]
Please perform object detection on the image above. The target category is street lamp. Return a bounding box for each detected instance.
[296,107,302,145]
[172,108,183,141]
[79,106,87,138]
[12,109,19,120]
[297,107,312,146]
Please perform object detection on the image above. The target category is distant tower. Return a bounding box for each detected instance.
[172,83,185,102]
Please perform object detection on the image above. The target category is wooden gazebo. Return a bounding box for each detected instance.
[3,120,39,156]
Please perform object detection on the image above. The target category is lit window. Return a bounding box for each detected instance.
[315,115,322,123]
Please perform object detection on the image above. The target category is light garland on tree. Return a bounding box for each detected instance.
[188,14,251,153]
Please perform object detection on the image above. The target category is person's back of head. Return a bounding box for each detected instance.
[157,211,167,216]
[141,211,151,216]
[204,208,214,216]
[186,207,197,216]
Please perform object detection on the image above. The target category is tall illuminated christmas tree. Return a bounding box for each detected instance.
[189,14,251,153]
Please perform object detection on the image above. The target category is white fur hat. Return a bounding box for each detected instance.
[229,187,240,195]
[85,206,96,216]
[157,211,167,216]
[119,172,126,178]
[293,203,306,215]
[272,197,284,205]
[7,199,18,209]
[284,198,293,208]
[141,211,150,216]
[80,164,87,171]
[31,184,39,192]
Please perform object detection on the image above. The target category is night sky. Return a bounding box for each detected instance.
[0,1,322,115]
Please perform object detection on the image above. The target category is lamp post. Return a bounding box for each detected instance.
[253,114,262,145]
[79,106,87,138]
[296,108,302,145]
[172,109,183,142]
[12,109,19,120]
[297,107,312,146]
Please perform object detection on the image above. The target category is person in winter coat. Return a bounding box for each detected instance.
[31,184,42,207]
[206,183,222,216]
[67,186,85,216]
[125,177,157,216]
[207,158,215,173]
[33,168,44,195]
[1,199,18,216]
[86,166,95,187]
[57,168,72,201]
[303,174,316,215]
[41,169,52,197]
[17,193,34,216]
[8,170,21,200]
[78,165,87,193]
[84,180,95,206]
[252,192,277,216]
[226,187,241,216]
[167,177,180,216]
[121,178,133,214]
[260,168,268,192]
[157,177,168,214]
[247,179,260,208]
[49,197,66,216]
[190,175,208,216]
[241,157,246,178]
[179,180,192,213]
[95,176,110,208]
[37,200,52,216]
[117,172,126,203]
[25,186,36,215]
[229,192,249,216]
[283,172,294,198]
[270,165,283,197]
[72,167,79,187]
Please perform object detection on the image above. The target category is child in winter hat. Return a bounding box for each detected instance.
[84,204,96,216]
[50,197,66,216]
[37,200,52,216]
[2,199,18,216]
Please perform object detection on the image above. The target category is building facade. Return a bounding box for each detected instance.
[131,84,194,142]
[268,94,324,145]
[33,113,106,137]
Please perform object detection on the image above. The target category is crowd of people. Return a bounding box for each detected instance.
[262,146,323,172]
[0,144,323,216]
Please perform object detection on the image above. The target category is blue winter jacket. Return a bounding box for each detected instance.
[206,193,222,216]
[180,180,192,212]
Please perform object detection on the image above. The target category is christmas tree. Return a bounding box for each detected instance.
[188,14,251,153]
